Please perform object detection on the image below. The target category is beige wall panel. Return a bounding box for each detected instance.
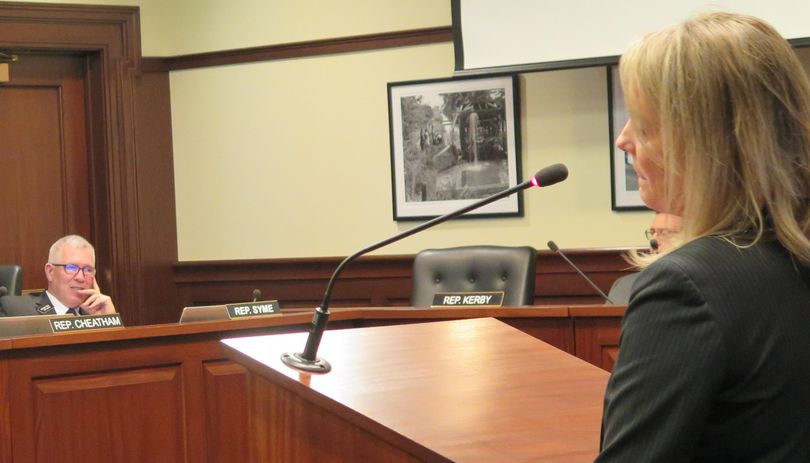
[170,44,652,261]
[22,0,451,56]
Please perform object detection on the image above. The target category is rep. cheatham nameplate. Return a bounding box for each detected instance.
[225,300,281,319]
[430,291,504,307]
[49,314,124,333]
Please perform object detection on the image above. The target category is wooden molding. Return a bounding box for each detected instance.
[141,26,452,72]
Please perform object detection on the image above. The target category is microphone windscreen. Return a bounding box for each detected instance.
[650,239,659,251]
[532,163,568,187]
[0,286,7,297]
[252,289,262,300]
[547,241,559,252]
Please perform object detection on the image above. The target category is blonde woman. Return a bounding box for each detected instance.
[598,12,810,461]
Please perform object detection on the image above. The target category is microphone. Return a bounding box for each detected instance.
[547,241,614,304]
[281,163,569,373]
[0,286,7,297]
[252,288,262,302]
[650,238,659,251]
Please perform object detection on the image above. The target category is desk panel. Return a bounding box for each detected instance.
[202,360,249,462]
[31,366,184,462]
[571,305,625,371]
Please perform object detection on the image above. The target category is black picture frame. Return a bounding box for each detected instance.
[607,65,648,211]
[387,74,522,221]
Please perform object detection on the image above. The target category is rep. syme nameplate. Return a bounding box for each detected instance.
[49,314,124,333]
[225,300,281,319]
[431,291,504,307]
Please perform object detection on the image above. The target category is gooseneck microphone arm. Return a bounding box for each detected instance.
[547,240,615,304]
[281,163,569,373]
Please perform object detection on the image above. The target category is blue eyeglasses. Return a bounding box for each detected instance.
[51,263,96,277]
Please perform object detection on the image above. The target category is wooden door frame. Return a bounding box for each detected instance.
[0,2,144,322]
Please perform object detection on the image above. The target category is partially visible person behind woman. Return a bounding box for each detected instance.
[607,212,683,305]
[598,12,810,462]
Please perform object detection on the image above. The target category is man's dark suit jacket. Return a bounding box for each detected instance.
[598,236,810,462]
[0,292,57,317]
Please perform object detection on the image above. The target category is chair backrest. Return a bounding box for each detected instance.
[0,294,44,317]
[410,245,537,308]
[0,265,23,296]
[607,272,639,305]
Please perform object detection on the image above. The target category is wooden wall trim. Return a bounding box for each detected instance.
[172,248,639,320]
[0,2,142,68]
[141,26,453,72]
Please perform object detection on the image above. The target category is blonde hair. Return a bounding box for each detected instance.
[48,235,95,264]
[620,12,810,265]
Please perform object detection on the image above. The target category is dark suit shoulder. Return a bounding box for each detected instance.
[662,235,789,272]
[602,236,810,461]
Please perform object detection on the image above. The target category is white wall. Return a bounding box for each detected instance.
[19,0,655,260]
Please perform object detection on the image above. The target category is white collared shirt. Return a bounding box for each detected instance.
[45,291,76,315]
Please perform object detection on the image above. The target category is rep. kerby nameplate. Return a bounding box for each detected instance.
[49,314,124,333]
[430,291,504,308]
[225,300,281,319]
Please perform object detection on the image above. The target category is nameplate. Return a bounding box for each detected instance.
[225,300,281,319]
[49,314,124,333]
[431,291,505,307]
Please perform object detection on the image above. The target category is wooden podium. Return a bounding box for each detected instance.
[222,317,609,462]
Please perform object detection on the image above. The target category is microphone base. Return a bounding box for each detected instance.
[280,351,332,373]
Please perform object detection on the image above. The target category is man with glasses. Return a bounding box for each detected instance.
[645,213,683,253]
[0,235,115,316]
[39,235,116,315]
[608,213,682,304]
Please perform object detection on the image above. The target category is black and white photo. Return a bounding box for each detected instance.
[387,75,521,220]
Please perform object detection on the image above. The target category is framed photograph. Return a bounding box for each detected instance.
[387,75,522,220]
[608,65,648,210]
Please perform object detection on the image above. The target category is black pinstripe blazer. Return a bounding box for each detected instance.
[597,236,810,462]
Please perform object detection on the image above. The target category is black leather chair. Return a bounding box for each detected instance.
[0,264,22,296]
[0,294,42,317]
[607,272,640,305]
[410,245,537,308]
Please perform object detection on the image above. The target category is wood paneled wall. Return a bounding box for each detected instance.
[172,248,638,322]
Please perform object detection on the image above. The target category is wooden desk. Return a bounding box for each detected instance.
[570,305,625,372]
[0,306,623,462]
[223,318,610,462]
